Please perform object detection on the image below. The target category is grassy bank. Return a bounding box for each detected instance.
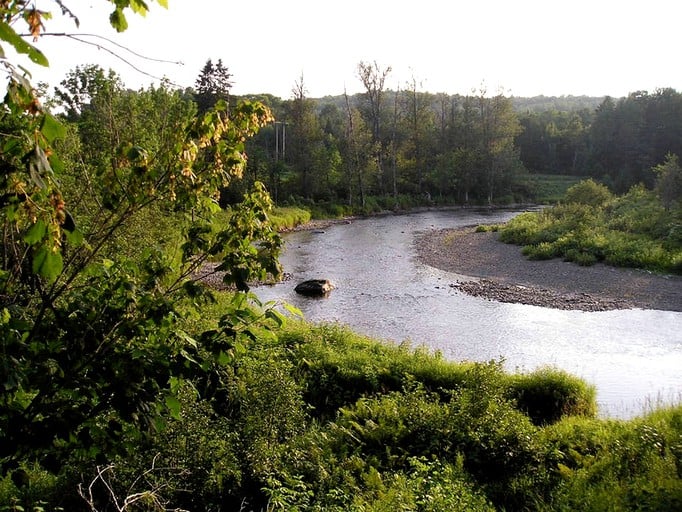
[3,307,680,511]
[486,180,682,274]
[519,174,584,204]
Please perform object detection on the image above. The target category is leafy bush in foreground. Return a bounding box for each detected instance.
[1,320,680,511]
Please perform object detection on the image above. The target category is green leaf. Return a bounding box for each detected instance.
[109,9,129,32]
[40,113,66,144]
[165,394,181,420]
[265,308,285,328]
[32,245,63,282]
[64,228,84,247]
[217,350,232,365]
[282,302,304,319]
[28,146,52,188]
[0,21,49,66]
[24,221,47,245]
[129,0,150,16]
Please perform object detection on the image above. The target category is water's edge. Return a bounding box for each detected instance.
[255,209,682,419]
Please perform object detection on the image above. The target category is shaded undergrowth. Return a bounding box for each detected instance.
[4,318,679,511]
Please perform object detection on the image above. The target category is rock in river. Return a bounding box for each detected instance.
[295,279,335,296]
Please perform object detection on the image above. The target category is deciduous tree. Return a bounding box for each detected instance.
[0,0,284,473]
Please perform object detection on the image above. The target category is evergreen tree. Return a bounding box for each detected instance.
[194,58,233,113]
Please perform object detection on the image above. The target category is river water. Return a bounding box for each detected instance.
[254,209,682,419]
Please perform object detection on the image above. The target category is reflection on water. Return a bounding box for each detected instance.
[255,209,682,419]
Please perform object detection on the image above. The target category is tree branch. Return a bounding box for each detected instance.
[26,32,184,86]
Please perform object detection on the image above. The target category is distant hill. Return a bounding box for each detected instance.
[310,92,607,114]
[236,91,611,115]
[510,95,607,113]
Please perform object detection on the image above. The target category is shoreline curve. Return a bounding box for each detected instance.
[415,227,682,312]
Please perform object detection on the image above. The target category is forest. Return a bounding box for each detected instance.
[49,59,682,214]
[1,1,681,511]
[222,65,682,210]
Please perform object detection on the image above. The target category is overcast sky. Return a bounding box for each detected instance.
[24,0,682,99]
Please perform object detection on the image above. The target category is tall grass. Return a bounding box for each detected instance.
[529,174,585,203]
[268,206,312,230]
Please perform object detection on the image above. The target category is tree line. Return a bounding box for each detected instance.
[231,70,682,207]
[46,61,682,210]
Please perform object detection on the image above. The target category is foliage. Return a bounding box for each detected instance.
[240,86,682,207]
[0,1,286,488]
[499,180,682,273]
[193,58,233,114]
[267,206,312,230]
[516,108,591,176]
[0,0,166,72]
[1,320,679,511]
[588,90,682,192]
[507,367,597,425]
[653,153,682,211]
[278,322,595,426]
[2,4,681,511]
[541,410,682,511]
[564,178,613,207]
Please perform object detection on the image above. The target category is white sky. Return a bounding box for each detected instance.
[21,0,682,99]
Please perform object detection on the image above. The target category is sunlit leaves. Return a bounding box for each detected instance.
[40,113,66,144]
[0,0,284,474]
[109,8,128,32]
[0,21,49,66]
[108,0,169,32]
[23,220,47,244]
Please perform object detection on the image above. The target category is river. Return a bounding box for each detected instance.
[254,208,682,419]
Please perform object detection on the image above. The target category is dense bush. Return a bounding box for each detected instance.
[1,318,680,511]
[564,178,613,206]
[498,181,682,274]
[540,411,682,511]
[507,367,597,425]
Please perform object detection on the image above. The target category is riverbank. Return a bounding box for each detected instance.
[415,226,682,312]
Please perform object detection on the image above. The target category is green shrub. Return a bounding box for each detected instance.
[343,458,497,512]
[507,367,597,425]
[279,322,479,419]
[118,386,243,511]
[564,179,613,207]
[498,186,681,274]
[523,241,560,260]
[540,407,682,511]
[0,465,62,512]
[606,184,665,235]
[475,223,501,233]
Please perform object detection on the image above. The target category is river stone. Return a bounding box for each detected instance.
[295,279,334,296]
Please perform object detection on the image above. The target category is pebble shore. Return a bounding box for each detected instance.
[415,227,681,312]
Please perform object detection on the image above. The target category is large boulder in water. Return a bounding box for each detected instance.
[295,279,334,296]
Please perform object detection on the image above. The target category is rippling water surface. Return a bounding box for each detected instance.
[254,209,682,418]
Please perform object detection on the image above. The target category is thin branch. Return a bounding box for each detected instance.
[23,32,184,86]
[38,32,183,65]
